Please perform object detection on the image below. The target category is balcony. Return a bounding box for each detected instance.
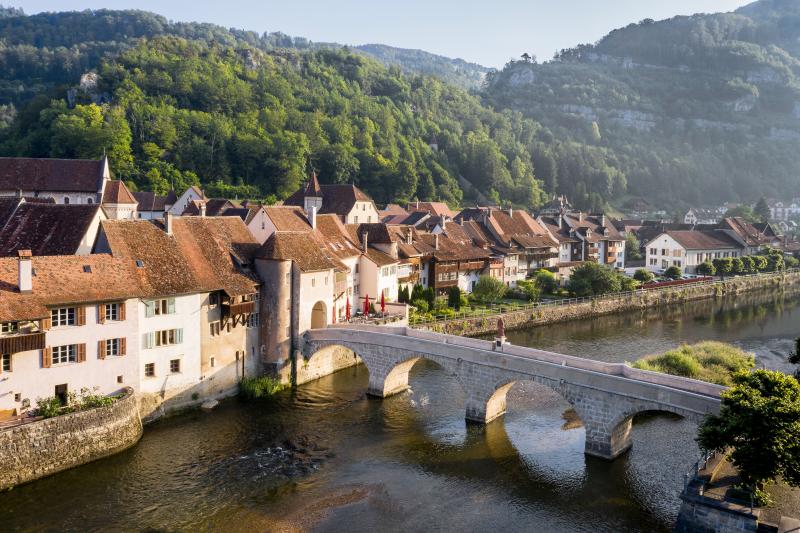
[435,279,458,289]
[222,300,256,319]
[0,332,45,354]
[459,261,485,271]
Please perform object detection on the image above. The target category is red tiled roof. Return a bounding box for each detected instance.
[664,230,742,250]
[102,180,137,204]
[0,157,107,193]
[407,201,455,218]
[0,203,102,257]
[264,206,311,232]
[131,191,173,212]
[258,231,345,273]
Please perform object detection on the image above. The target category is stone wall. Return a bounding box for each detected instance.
[421,271,800,337]
[675,490,760,532]
[0,387,142,490]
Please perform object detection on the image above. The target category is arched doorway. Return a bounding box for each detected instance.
[311,301,327,329]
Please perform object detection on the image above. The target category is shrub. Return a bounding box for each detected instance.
[36,396,66,418]
[567,262,621,296]
[664,265,682,280]
[472,275,507,303]
[633,269,654,283]
[533,269,558,294]
[697,261,716,276]
[240,376,284,399]
[411,298,429,313]
[447,286,462,310]
[630,341,755,386]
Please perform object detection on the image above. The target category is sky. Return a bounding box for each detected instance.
[17,0,754,68]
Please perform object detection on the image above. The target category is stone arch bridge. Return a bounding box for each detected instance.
[303,325,723,460]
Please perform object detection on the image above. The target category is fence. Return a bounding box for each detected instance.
[408,268,800,327]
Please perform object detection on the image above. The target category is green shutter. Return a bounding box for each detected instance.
[167,298,176,314]
[143,332,153,349]
[145,301,155,318]
[175,328,183,344]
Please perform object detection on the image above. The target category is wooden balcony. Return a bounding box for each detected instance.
[0,332,45,354]
[223,300,256,319]
[434,279,458,289]
[459,261,485,271]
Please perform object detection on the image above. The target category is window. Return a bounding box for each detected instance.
[170,359,181,373]
[1,353,10,372]
[210,357,216,368]
[144,363,155,378]
[105,303,120,322]
[661,248,667,256]
[354,216,358,224]
[209,292,220,307]
[64,197,70,204]
[145,298,175,317]
[311,277,316,288]
[247,313,260,328]
[355,264,359,274]
[1,322,18,334]
[324,276,329,286]
[87,198,93,204]
[144,328,183,348]
[105,338,120,358]
[362,204,366,211]
[52,345,77,364]
[382,267,389,276]
[210,322,221,336]
[52,307,76,326]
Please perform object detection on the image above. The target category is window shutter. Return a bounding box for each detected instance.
[120,337,126,356]
[98,304,106,324]
[77,343,86,363]
[42,347,52,368]
[143,332,153,349]
[145,301,155,318]
[167,298,176,314]
[176,328,183,344]
[98,340,106,360]
[41,317,51,331]
[119,302,126,321]
[77,306,86,326]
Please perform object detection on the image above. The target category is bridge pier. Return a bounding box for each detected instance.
[582,416,633,460]
[366,357,421,398]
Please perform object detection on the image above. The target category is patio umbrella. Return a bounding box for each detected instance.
[380,291,385,313]
[332,306,337,324]
[346,297,351,321]
[363,294,370,315]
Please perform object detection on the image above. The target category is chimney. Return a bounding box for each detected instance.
[362,231,368,253]
[18,250,32,293]
[508,207,513,218]
[434,234,439,250]
[557,214,563,229]
[165,212,174,235]
[199,202,207,217]
[579,212,584,223]
[600,213,606,227]
[309,205,317,230]
[407,227,413,245]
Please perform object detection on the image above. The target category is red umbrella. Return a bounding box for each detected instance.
[380,291,386,313]
[363,294,370,315]
[332,305,337,324]
[346,297,351,321]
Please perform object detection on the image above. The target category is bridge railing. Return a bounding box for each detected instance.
[408,268,800,327]
[314,325,726,398]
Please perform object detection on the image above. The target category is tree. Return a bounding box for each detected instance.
[724,205,760,224]
[567,262,622,297]
[625,233,642,261]
[472,275,507,304]
[754,196,771,223]
[533,268,558,294]
[664,265,682,280]
[731,257,745,275]
[697,261,716,277]
[713,258,733,279]
[741,256,756,274]
[447,286,462,310]
[633,268,654,283]
[698,370,800,505]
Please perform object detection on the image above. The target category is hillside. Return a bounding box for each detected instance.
[483,0,800,211]
[0,8,545,207]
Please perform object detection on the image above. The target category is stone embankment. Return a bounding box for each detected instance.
[0,387,142,490]
[417,271,800,337]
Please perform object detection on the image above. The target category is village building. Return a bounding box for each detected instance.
[538,195,573,216]
[101,180,138,220]
[168,186,207,216]
[538,212,625,269]
[0,198,105,257]
[346,223,400,304]
[0,156,111,205]
[406,201,456,219]
[181,198,238,217]
[132,190,177,220]
[644,230,743,273]
[718,217,783,255]
[766,198,800,222]
[683,208,722,225]
[284,173,380,224]
[379,203,410,225]
[222,204,273,243]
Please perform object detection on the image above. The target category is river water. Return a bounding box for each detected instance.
[1,290,799,532]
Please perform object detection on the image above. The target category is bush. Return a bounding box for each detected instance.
[697,261,716,276]
[630,341,755,386]
[786,256,799,269]
[240,376,284,399]
[35,387,115,418]
[447,286,462,310]
[633,269,654,283]
[472,275,507,303]
[411,298,429,313]
[567,262,621,296]
[36,396,66,418]
[533,269,558,294]
[664,265,682,280]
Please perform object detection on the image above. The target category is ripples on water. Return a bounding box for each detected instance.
[1,290,798,532]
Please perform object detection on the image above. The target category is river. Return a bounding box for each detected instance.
[1,289,799,532]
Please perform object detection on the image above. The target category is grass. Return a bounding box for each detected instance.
[239,376,285,399]
[630,341,755,386]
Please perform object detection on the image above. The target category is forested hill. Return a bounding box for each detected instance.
[0,8,543,207]
[483,0,800,211]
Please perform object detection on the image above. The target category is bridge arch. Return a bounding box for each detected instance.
[310,301,327,329]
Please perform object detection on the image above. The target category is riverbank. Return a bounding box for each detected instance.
[415,270,800,337]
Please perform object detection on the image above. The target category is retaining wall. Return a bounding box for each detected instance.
[0,388,142,490]
[418,271,800,337]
